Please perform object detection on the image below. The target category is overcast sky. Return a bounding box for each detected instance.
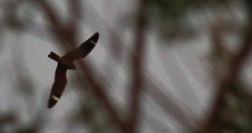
[1,0,251,132]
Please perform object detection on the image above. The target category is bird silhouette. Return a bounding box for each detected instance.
[47,32,99,108]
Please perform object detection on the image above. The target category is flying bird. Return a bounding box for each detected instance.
[47,32,99,108]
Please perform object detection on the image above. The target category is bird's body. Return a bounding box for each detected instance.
[47,32,99,108]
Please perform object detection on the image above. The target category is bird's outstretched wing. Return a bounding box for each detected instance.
[62,32,99,62]
[48,64,68,108]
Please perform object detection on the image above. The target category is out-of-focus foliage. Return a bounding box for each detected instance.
[213,81,252,132]
[70,95,116,133]
[1,0,35,31]
[146,0,238,41]
[0,0,251,133]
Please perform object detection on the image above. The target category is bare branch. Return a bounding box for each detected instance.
[198,1,252,132]
[33,0,63,28]
[77,61,127,131]
[33,0,127,131]
[127,0,148,132]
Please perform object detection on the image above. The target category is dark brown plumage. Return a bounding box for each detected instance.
[48,32,99,108]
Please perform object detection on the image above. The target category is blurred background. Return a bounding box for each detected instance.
[0,0,252,132]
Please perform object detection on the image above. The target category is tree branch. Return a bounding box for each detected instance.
[127,0,148,132]
[33,0,127,132]
[198,1,252,131]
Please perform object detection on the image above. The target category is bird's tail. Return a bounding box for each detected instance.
[48,51,76,69]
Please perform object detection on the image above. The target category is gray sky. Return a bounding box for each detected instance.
[1,0,251,132]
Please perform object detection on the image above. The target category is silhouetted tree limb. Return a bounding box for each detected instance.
[127,0,148,133]
[33,0,128,132]
[198,1,252,132]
